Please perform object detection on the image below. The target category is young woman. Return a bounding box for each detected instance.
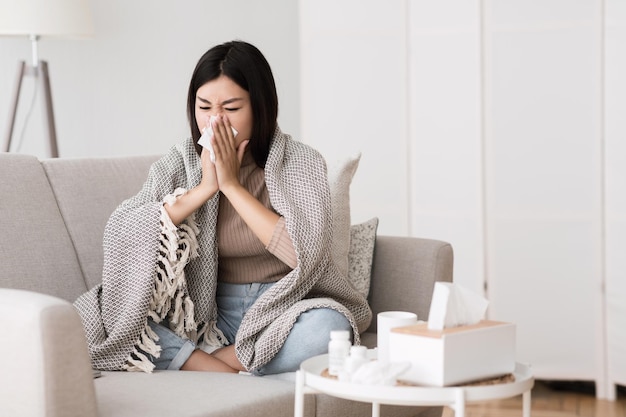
[75,40,371,375]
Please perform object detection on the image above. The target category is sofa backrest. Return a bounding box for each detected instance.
[368,235,453,331]
[2,152,453,319]
[42,155,160,290]
[0,154,87,301]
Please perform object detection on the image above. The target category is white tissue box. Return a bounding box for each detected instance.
[389,320,516,386]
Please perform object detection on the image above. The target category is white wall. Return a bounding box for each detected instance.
[299,0,409,233]
[300,0,626,399]
[0,0,300,158]
[300,0,485,288]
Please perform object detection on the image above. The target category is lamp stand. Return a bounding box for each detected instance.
[2,35,59,157]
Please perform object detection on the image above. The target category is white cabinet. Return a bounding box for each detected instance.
[407,1,485,297]
[604,0,626,401]
[300,0,624,399]
[484,0,606,396]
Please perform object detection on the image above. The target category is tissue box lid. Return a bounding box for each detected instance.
[391,320,512,339]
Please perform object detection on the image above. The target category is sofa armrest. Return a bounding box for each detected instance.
[366,235,453,333]
[0,289,98,417]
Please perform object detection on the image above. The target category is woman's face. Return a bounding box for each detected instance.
[195,75,252,147]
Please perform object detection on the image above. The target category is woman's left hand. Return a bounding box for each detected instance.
[210,115,279,247]
[210,115,249,192]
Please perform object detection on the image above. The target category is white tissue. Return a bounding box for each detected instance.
[343,361,411,386]
[427,282,489,330]
[198,115,238,163]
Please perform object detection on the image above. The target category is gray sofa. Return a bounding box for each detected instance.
[0,152,453,417]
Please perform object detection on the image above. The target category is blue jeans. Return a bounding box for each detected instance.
[216,282,352,375]
[145,319,196,370]
[145,282,353,373]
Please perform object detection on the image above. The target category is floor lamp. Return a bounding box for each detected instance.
[0,0,94,158]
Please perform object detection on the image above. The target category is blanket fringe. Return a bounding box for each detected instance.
[154,200,200,338]
[125,193,201,372]
[126,346,156,373]
[137,322,161,357]
[197,320,230,354]
[125,320,161,372]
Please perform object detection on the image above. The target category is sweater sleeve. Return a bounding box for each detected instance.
[266,216,297,269]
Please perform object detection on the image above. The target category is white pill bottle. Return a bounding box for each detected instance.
[328,330,351,376]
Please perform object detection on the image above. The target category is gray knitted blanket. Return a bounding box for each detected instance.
[74,128,372,372]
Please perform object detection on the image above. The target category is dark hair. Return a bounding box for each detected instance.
[187,40,278,168]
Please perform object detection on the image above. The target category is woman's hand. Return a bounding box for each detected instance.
[199,146,219,197]
[209,115,279,246]
[163,147,218,226]
[162,120,220,226]
[210,115,249,193]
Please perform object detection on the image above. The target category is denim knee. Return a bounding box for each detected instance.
[145,320,196,370]
[253,308,352,376]
[216,282,275,344]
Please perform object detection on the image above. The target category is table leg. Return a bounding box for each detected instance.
[454,388,465,417]
[372,402,380,417]
[295,370,305,417]
[523,389,532,417]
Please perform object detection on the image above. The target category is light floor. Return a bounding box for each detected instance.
[441,381,626,417]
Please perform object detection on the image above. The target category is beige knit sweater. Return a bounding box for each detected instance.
[217,151,296,284]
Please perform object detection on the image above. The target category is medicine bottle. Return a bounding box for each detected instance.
[328,330,351,376]
[344,345,368,375]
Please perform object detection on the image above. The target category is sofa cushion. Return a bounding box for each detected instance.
[348,217,379,297]
[0,154,86,301]
[95,369,436,417]
[367,236,453,332]
[327,153,361,279]
[94,371,315,417]
[42,156,159,290]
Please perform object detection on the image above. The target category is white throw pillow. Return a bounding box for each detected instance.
[327,153,361,280]
[348,217,379,298]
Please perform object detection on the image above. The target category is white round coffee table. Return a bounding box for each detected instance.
[294,351,534,417]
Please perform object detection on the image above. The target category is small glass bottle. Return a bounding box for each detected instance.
[328,330,351,376]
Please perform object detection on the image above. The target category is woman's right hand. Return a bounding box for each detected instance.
[163,146,219,226]
[199,147,219,199]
